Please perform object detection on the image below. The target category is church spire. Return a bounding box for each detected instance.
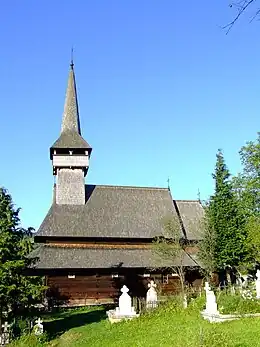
[50,60,92,157]
[50,58,92,205]
[61,61,81,135]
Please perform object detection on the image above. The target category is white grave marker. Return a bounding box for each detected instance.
[146,280,158,309]
[106,285,140,323]
[118,285,132,315]
[34,318,43,336]
[256,270,260,299]
[204,282,219,315]
[0,322,10,345]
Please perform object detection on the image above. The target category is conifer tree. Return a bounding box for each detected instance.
[200,150,246,278]
[0,187,45,322]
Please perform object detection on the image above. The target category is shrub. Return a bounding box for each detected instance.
[217,292,260,314]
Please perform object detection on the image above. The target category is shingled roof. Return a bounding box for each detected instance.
[30,245,198,269]
[36,185,204,240]
[37,185,178,239]
[174,200,204,240]
[50,63,92,154]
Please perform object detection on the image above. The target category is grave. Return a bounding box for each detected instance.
[256,270,260,299]
[106,285,140,323]
[201,282,220,322]
[34,318,44,335]
[0,322,10,346]
[146,280,158,309]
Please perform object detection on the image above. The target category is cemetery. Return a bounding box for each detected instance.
[4,274,260,346]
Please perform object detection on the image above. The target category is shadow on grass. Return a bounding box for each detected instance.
[44,307,110,340]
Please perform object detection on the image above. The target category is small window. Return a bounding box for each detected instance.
[143,274,151,278]
[68,274,75,279]
[162,275,169,284]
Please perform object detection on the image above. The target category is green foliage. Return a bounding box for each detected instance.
[10,333,47,347]
[217,293,260,314]
[199,150,247,273]
[234,133,260,216]
[232,134,260,266]
[198,215,217,278]
[0,187,46,320]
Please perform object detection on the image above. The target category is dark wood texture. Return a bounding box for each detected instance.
[46,272,187,306]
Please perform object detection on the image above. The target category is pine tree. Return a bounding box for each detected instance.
[206,150,246,274]
[0,187,45,322]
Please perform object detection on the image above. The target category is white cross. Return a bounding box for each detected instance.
[148,280,157,289]
[35,318,43,326]
[1,322,9,332]
[121,285,129,294]
[256,270,260,281]
[204,282,211,292]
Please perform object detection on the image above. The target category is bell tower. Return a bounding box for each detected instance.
[50,60,92,205]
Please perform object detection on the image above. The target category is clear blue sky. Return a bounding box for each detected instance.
[0,0,259,229]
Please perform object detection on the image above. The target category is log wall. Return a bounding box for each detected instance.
[46,272,196,306]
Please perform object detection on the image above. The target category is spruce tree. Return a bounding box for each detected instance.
[0,187,45,322]
[207,150,246,273]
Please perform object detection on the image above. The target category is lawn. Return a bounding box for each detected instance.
[9,298,260,347]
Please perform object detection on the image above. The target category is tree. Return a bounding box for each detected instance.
[234,133,260,215]
[202,150,246,280]
[153,217,187,298]
[198,213,217,280]
[224,0,259,33]
[0,187,45,324]
[233,133,260,266]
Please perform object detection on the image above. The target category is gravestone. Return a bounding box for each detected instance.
[256,270,260,299]
[204,282,219,315]
[146,280,158,309]
[183,294,188,309]
[34,318,43,336]
[106,285,140,323]
[0,322,10,345]
[118,285,132,315]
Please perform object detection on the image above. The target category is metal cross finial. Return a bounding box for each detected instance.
[197,188,201,202]
[167,177,170,190]
[70,47,74,68]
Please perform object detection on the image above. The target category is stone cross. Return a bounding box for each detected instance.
[2,322,9,333]
[118,285,132,315]
[34,318,43,335]
[204,282,219,315]
[204,282,211,293]
[0,321,10,345]
[146,280,158,309]
[256,270,260,299]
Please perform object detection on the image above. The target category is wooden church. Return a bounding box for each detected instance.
[31,61,204,306]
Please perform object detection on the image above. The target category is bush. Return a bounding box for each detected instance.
[217,292,260,314]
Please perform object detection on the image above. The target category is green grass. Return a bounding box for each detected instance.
[9,298,260,347]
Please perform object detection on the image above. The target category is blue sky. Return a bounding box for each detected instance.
[0,0,259,229]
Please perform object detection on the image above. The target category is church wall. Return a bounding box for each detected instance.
[45,270,200,306]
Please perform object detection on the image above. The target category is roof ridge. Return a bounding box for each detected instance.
[175,199,201,203]
[86,184,169,191]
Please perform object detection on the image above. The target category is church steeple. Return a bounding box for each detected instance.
[50,60,92,205]
[50,62,92,158]
[61,60,81,134]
